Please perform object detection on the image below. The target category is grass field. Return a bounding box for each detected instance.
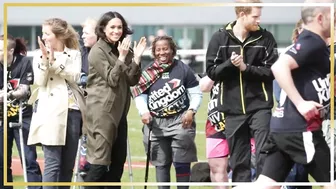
[10,93,320,189]
[11,93,211,189]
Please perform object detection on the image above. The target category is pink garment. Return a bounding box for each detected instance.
[206,138,229,158]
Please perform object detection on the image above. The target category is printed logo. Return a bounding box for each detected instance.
[312,73,330,104]
[207,83,225,131]
[272,107,284,118]
[289,47,297,54]
[162,72,169,79]
[295,43,301,50]
[27,72,33,82]
[149,79,187,116]
[168,79,181,88]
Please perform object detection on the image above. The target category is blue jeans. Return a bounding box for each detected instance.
[284,164,311,189]
[273,80,281,104]
[42,109,81,189]
[0,116,42,189]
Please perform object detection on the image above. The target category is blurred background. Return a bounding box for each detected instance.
[1,0,306,74]
[2,1,327,187]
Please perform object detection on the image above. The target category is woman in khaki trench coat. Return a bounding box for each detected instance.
[84,11,147,186]
[28,18,85,188]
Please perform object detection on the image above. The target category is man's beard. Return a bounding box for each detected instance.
[246,24,259,32]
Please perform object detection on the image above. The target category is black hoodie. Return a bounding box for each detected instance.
[206,21,279,115]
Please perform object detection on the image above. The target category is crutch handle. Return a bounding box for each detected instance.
[144,121,154,189]
[9,100,23,130]
[147,120,153,130]
[9,122,22,129]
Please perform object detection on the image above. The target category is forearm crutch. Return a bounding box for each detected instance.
[144,122,153,189]
[126,137,134,189]
[72,137,82,189]
[9,100,28,188]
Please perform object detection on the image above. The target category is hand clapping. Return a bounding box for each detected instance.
[118,37,131,62]
[117,36,147,64]
[133,37,147,64]
[38,36,54,65]
[230,51,246,71]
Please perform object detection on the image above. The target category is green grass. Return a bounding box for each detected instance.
[11,94,210,189]
[10,93,321,189]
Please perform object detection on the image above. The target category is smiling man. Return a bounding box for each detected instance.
[206,0,279,182]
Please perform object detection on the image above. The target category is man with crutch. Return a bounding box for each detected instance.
[0,34,42,189]
[72,18,98,188]
[8,90,28,187]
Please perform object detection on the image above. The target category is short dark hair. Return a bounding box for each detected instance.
[95,11,133,43]
[0,34,28,55]
[151,35,177,58]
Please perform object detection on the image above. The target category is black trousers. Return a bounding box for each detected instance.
[225,109,271,182]
[84,114,128,189]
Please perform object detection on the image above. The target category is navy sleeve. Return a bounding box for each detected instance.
[285,36,324,67]
[183,63,199,88]
[20,58,34,85]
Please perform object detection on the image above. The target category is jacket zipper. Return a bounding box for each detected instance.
[239,47,245,114]
[261,82,268,101]
[221,29,263,114]
[239,36,262,114]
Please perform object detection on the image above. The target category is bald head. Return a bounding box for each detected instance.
[301,0,333,24]
[301,0,334,40]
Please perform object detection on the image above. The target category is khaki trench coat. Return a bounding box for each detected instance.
[85,38,141,165]
[28,47,86,146]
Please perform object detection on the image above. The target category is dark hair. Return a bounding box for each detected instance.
[151,35,177,58]
[96,11,133,43]
[0,34,28,55]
